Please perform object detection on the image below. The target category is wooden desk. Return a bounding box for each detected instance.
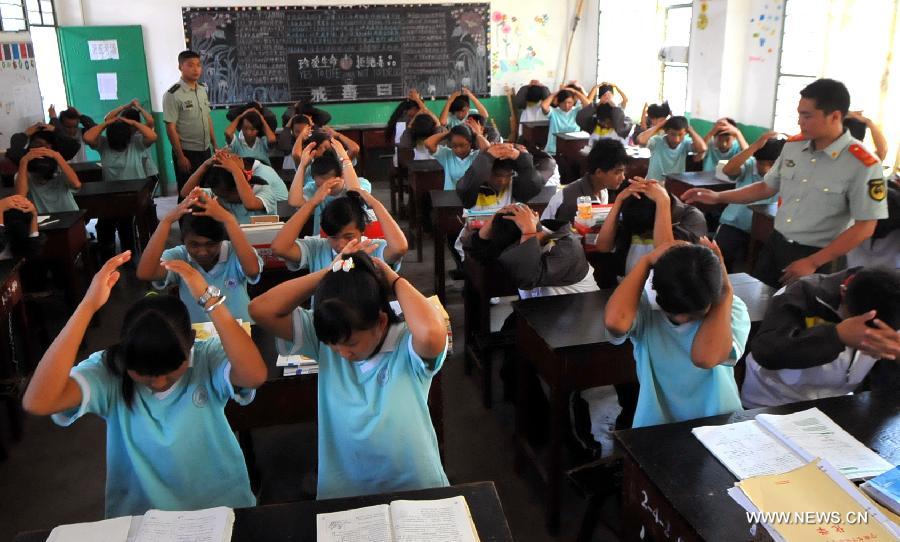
[406,159,444,263]
[616,391,900,542]
[514,275,773,531]
[664,171,734,213]
[0,259,28,461]
[430,186,556,303]
[556,132,591,184]
[748,203,776,268]
[37,210,90,307]
[70,161,103,183]
[520,120,549,148]
[74,179,156,251]
[330,123,390,174]
[14,481,513,542]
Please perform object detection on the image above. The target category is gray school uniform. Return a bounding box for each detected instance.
[162,79,212,152]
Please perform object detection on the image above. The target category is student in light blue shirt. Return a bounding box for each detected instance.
[84,104,158,181]
[700,117,747,172]
[272,183,406,274]
[181,150,278,224]
[604,240,750,428]
[637,116,707,181]
[714,133,784,271]
[15,140,82,214]
[424,124,488,190]
[137,189,263,324]
[250,250,449,499]
[540,86,591,154]
[225,108,276,166]
[248,158,289,201]
[439,87,489,128]
[23,251,267,517]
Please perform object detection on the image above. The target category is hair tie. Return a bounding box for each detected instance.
[332,256,355,273]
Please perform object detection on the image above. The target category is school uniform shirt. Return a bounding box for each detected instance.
[250,160,289,201]
[153,241,263,324]
[162,79,212,152]
[763,131,887,248]
[545,104,583,155]
[142,145,159,177]
[301,177,373,234]
[277,310,449,499]
[432,146,478,190]
[541,175,609,223]
[285,236,400,273]
[201,187,278,225]
[719,157,778,233]
[846,230,900,268]
[646,134,693,182]
[610,290,750,428]
[494,230,599,299]
[96,133,150,181]
[21,171,79,213]
[229,133,270,166]
[518,103,549,136]
[742,269,879,408]
[51,339,257,518]
[702,139,741,172]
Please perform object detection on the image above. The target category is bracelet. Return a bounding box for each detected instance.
[391,276,404,293]
[204,295,227,313]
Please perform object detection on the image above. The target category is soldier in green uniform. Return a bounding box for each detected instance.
[163,50,217,197]
[684,78,887,287]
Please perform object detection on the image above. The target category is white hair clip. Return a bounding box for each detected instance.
[332,256,355,273]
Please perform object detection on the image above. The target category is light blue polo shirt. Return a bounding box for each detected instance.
[610,290,749,428]
[545,103,582,154]
[21,171,79,213]
[277,310,449,499]
[250,160,288,201]
[52,338,257,518]
[702,139,741,172]
[285,236,400,274]
[719,156,778,233]
[302,177,372,234]
[154,241,263,324]
[202,186,278,224]
[432,146,478,190]
[646,134,694,181]
[229,133,270,165]
[96,133,149,181]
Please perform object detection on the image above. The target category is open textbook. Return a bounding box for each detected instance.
[317,496,480,542]
[692,407,894,481]
[46,506,234,542]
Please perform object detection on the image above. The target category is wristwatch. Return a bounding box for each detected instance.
[197,285,222,307]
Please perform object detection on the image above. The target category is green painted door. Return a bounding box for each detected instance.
[57,26,153,165]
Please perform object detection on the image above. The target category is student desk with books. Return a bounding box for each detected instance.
[14,481,513,542]
[407,159,445,262]
[556,131,592,184]
[430,185,557,303]
[73,178,157,251]
[520,119,549,148]
[513,274,774,532]
[664,171,735,213]
[616,391,900,542]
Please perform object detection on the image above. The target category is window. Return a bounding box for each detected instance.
[660,3,692,114]
[772,0,827,133]
[26,0,55,26]
[0,0,27,31]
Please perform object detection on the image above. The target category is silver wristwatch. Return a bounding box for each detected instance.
[197,285,222,306]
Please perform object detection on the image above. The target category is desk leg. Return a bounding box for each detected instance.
[546,381,565,533]
[407,186,421,263]
[415,204,424,264]
[479,293,493,409]
[434,223,446,303]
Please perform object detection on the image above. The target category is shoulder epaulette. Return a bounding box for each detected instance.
[848,143,879,167]
[198,81,207,87]
[167,84,181,94]
[786,133,806,142]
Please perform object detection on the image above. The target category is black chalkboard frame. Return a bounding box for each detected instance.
[182,3,491,107]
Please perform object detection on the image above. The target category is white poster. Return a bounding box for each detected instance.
[88,40,119,61]
[97,72,118,100]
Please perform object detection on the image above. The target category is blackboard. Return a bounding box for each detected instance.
[182,4,490,106]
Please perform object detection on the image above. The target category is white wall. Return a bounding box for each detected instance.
[55,0,600,111]
[0,32,44,149]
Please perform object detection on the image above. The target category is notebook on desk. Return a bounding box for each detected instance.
[317,496,479,542]
[46,506,234,542]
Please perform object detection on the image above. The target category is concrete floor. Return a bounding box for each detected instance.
[0,173,624,542]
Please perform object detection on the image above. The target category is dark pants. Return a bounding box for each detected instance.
[173,148,212,199]
[752,230,839,288]
[96,218,135,260]
[714,224,750,273]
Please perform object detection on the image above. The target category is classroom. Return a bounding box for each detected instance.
[0,0,898,541]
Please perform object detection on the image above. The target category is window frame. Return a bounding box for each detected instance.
[660,3,692,112]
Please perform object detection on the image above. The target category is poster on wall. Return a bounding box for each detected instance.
[0,42,42,150]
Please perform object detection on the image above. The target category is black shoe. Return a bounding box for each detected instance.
[569,392,602,461]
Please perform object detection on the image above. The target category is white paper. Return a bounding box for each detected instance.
[97,73,118,100]
[47,515,133,542]
[276,354,317,367]
[692,420,806,480]
[317,504,392,542]
[756,407,894,480]
[37,215,51,224]
[133,507,233,542]
[390,497,479,542]
[88,40,119,60]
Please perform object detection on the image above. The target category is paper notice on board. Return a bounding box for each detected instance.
[97,73,118,100]
[88,40,119,60]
